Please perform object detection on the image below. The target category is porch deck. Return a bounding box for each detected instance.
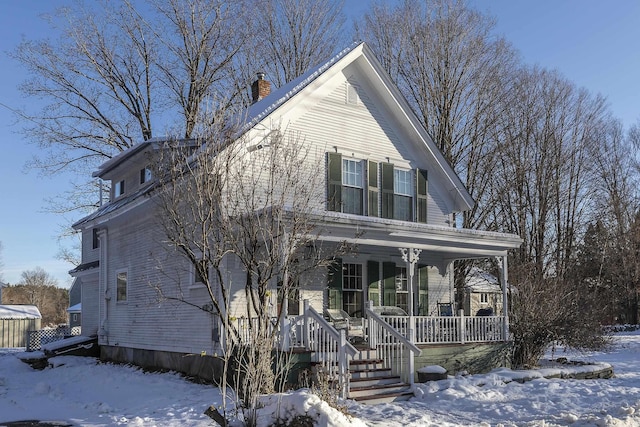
[233,301,509,400]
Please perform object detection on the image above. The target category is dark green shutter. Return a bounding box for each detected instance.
[328,258,343,309]
[382,261,396,306]
[327,152,342,212]
[368,160,379,217]
[418,264,429,315]
[381,162,394,219]
[367,260,380,306]
[416,169,428,223]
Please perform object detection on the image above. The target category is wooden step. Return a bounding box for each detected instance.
[350,375,403,388]
[349,367,392,379]
[350,388,414,404]
[348,381,411,398]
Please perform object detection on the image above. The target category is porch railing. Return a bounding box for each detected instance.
[365,302,421,384]
[377,312,506,344]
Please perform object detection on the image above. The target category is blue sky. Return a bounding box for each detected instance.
[1,0,639,288]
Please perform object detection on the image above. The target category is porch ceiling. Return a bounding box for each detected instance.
[312,213,522,273]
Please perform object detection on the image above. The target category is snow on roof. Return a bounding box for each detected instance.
[67,303,81,312]
[465,267,502,293]
[0,305,42,319]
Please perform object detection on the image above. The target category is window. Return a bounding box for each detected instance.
[114,180,125,197]
[278,278,300,316]
[193,258,209,285]
[394,169,413,221]
[140,167,152,184]
[480,293,489,304]
[116,270,128,302]
[342,263,363,316]
[342,159,363,215]
[92,228,100,250]
[328,152,427,222]
[395,266,408,314]
[72,313,78,322]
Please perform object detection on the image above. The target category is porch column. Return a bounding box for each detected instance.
[399,248,422,317]
[498,255,509,340]
[400,247,422,386]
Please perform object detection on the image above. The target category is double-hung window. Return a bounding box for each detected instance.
[395,266,409,314]
[342,263,363,316]
[394,169,413,221]
[342,159,363,215]
[328,152,427,222]
[116,270,128,302]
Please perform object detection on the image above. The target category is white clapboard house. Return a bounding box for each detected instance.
[71,42,521,403]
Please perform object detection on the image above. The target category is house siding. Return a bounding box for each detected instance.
[80,274,99,336]
[100,207,216,354]
[283,78,452,226]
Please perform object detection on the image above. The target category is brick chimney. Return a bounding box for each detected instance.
[251,72,271,103]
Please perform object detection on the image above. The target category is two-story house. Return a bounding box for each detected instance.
[71,42,521,397]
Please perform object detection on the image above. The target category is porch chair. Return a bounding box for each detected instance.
[324,308,364,343]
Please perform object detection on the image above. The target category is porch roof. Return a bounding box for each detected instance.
[313,212,522,273]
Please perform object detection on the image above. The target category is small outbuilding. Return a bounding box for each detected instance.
[0,305,42,348]
[67,303,82,328]
[463,268,505,316]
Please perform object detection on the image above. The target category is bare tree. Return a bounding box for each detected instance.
[0,242,4,282]
[3,267,68,326]
[11,0,251,211]
[150,113,343,425]
[491,66,611,366]
[359,0,518,306]
[574,118,640,324]
[245,0,346,89]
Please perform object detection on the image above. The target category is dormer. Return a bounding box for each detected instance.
[92,142,157,203]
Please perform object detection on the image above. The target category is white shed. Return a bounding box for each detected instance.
[0,305,42,348]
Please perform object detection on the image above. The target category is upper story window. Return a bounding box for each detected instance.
[92,228,100,250]
[393,169,413,221]
[140,167,152,184]
[114,180,125,198]
[342,158,363,215]
[327,152,428,223]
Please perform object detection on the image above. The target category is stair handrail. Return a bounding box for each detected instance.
[302,300,357,398]
[365,308,421,356]
[365,303,421,384]
[303,303,358,357]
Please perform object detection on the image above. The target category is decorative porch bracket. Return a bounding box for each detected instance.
[399,247,422,385]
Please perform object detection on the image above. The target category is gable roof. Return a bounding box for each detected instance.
[242,41,474,211]
[79,42,475,229]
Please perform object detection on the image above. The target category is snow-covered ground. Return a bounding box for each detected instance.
[2,331,640,426]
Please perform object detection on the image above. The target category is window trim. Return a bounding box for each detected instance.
[115,269,128,303]
[341,158,364,215]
